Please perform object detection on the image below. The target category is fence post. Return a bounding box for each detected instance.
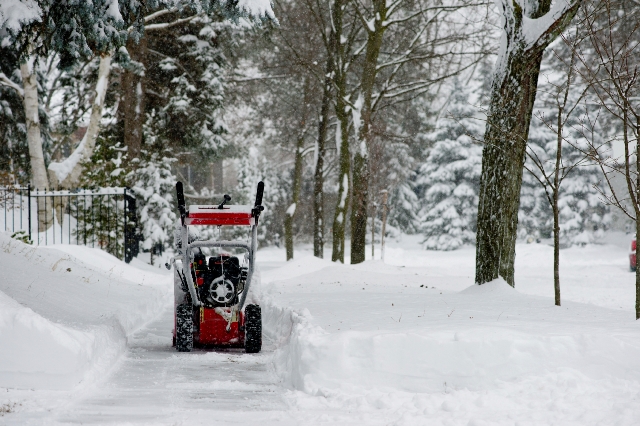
[123,188,138,264]
[123,188,127,262]
[380,190,388,263]
[28,184,31,242]
[371,202,377,259]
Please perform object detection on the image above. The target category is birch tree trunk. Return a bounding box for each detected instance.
[20,58,48,190]
[350,0,387,264]
[475,0,582,286]
[48,53,112,189]
[20,57,51,232]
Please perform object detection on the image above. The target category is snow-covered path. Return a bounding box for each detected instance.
[55,307,292,425]
[3,233,640,425]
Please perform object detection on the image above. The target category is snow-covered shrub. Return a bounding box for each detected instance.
[130,153,177,252]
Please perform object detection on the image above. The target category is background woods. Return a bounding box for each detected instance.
[1,0,638,312]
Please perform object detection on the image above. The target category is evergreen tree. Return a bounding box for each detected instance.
[521,102,610,245]
[518,113,554,241]
[559,122,611,245]
[130,151,178,253]
[417,80,483,250]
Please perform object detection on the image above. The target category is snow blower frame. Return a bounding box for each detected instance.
[170,181,264,353]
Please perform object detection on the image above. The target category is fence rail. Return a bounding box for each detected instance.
[1,185,138,263]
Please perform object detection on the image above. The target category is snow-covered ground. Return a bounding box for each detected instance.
[1,232,639,424]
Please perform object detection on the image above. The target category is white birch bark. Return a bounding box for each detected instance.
[49,53,112,189]
[20,57,48,190]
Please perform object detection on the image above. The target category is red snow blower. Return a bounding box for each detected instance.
[169,181,264,353]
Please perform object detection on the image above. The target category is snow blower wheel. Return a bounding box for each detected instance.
[170,181,265,352]
[244,304,262,353]
[176,304,193,352]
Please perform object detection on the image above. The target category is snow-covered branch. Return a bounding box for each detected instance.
[0,72,24,97]
[0,0,42,33]
[145,14,202,31]
[522,0,583,51]
[144,7,178,23]
[49,53,112,188]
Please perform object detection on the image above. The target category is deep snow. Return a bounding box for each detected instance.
[1,232,639,425]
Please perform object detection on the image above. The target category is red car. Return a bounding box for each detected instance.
[631,239,636,272]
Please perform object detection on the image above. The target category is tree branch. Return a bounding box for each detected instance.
[0,72,24,98]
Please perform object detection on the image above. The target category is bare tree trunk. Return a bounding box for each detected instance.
[351,149,368,263]
[350,0,387,265]
[314,57,332,259]
[285,136,304,261]
[212,159,223,193]
[122,37,147,161]
[331,0,350,263]
[49,53,112,189]
[20,58,48,191]
[331,117,349,263]
[475,0,582,286]
[636,127,640,319]
[553,112,562,306]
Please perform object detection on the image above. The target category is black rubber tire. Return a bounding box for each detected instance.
[176,304,193,352]
[244,304,262,353]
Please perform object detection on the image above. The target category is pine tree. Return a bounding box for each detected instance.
[524,106,610,245]
[519,41,610,247]
[518,113,555,241]
[417,80,483,250]
[130,152,178,254]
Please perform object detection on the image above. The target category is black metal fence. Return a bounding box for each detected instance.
[1,185,138,263]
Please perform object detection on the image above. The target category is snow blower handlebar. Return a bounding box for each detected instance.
[173,180,265,310]
[239,182,263,310]
[175,181,201,306]
[176,182,186,225]
[252,181,264,224]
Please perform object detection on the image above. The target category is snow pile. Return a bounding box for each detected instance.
[0,290,109,390]
[0,232,170,400]
[260,243,640,424]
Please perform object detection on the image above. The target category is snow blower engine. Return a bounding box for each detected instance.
[169,181,264,353]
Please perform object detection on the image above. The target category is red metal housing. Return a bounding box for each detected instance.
[186,205,254,226]
[197,308,245,346]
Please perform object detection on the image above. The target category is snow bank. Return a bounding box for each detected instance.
[0,290,117,390]
[261,250,640,424]
[0,232,170,397]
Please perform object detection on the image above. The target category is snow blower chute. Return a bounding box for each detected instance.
[169,181,264,353]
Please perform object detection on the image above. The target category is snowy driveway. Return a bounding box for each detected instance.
[55,307,292,425]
